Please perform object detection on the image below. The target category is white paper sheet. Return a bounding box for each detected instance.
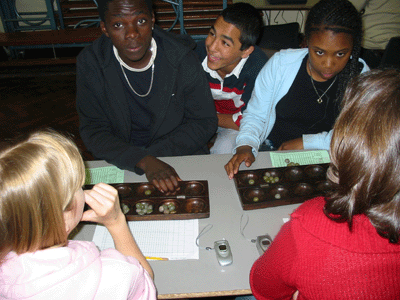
[92,219,199,260]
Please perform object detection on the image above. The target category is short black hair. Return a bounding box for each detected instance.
[220,2,262,50]
[97,0,153,22]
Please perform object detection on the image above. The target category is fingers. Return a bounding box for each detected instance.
[143,159,182,194]
[225,155,244,179]
[85,183,118,210]
[225,148,255,179]
[245,155,255,167]
[81,183,121,225]
[151,173,181,194]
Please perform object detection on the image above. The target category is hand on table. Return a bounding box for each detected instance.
[225,145,255,179]
[138,155,182,194]
[81,183,123,228]
[278,138,304,151]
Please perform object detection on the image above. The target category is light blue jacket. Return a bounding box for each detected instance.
[235,48,369,156]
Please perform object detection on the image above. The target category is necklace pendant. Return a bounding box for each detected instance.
[317,98,323,104]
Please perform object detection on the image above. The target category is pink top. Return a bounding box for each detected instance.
[0,240,156,300]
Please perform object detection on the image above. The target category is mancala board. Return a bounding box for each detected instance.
[233,163,335,210]
[84,180,210,220]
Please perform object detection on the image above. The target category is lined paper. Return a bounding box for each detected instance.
[92,219,199,260]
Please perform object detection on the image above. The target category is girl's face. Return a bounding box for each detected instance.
[307,29,353,82]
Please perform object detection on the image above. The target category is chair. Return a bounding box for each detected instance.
[257,22,301,50]
[379,36,400,69]
[256,22,301,58]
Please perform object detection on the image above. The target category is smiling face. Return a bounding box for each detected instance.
[100,0,155,69]
[307,28,353,82]
[205,16,254,79]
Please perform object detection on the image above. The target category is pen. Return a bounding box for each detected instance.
[145,256,169,261]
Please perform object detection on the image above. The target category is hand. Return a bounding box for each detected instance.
[137,155,182,194]
[278,138,304,151]
[81,183,123,228]
[225,145,255,179]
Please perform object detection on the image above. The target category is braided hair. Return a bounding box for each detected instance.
[305,0,363,104]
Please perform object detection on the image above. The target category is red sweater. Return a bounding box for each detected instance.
[250,197,400,300]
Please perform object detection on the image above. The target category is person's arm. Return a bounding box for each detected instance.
[302,131,332,150]
[232,47,269,130]
[225,145,255,179]
[278,137,304,150]
[234,52,282,157]
[218,114,239,130]
[82,183,154,279]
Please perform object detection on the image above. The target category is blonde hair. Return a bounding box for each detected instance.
[0,130,85,262]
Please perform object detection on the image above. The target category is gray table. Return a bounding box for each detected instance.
[74,152,301,299]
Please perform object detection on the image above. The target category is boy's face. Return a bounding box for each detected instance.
[205,16,254,79]
[100,0,155,69]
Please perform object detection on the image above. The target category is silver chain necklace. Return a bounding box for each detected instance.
[308,62,337,104]
[120,63,154,98]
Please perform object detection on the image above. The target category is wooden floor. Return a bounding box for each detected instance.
[0,64,94,160]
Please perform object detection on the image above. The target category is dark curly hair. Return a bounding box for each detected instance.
[97,0,153,22]
[326,69,400,244]
[305,0,363,104]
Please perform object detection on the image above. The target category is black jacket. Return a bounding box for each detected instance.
[76,26,217,174]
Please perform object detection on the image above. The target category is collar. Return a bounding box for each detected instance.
[201,55,249,81]
[113,38,157,72]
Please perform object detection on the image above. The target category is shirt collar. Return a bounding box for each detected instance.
[113,38,157,72]
[201,56,249,81]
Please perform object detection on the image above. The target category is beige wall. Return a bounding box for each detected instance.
[0,0,49,32]
[16,0,47,12]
